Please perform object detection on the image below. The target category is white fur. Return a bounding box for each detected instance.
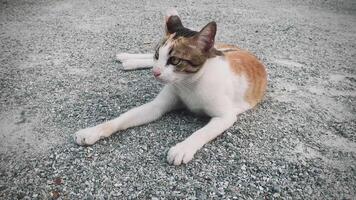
[116,53,153,61]
[164,57,251,165]
[152,40,182,83]
[116,53,154,70]
[74,8,253,165]
[74,85,182,145]
[121,59,154,70]
[74,50,251,165]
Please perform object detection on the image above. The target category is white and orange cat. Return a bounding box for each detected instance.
[74,9,267,165]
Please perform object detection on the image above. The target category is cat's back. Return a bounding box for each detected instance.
[215,43,267,107]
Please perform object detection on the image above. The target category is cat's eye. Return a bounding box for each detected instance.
[168,56,182,66]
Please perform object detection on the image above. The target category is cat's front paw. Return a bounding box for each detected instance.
[73,127,102,146]
[167,141,199,165]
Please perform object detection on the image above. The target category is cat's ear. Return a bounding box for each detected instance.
[164,8,183,35]
[195,21,217,52]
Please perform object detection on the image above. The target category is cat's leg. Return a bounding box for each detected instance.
[116,53,154,70]
[74,85,180,145]
[167,113,237,165]
[116,53,153,62]
[121,58,154,71]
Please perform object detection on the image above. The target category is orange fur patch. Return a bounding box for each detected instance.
[215,43,240,50]
[219,44,267,107]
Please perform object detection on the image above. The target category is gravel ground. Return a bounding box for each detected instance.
[1,0,355,199]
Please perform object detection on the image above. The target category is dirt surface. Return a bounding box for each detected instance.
[1,0,355,199]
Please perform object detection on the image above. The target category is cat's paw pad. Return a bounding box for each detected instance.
[116,53,131,62]
[73,127,101,146]
[167,142,198,165]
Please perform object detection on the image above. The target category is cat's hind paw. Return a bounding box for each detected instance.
[167,142,198,165]
[116,53,131,62]
[121,59,140,71]
[121,59,152,71]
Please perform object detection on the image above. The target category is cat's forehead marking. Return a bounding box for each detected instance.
[160,34,175,54]
[160,40,172,56]
[157,40,173,66]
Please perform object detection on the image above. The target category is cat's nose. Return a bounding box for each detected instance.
[153,68,161,77]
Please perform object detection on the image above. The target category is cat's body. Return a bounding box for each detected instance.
[168,45,264,116]
[74,9,267,165]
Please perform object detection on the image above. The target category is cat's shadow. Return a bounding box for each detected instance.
[165,108,210,124]
[97,108,210,144]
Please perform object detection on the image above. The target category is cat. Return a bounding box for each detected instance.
[74,8,267,165]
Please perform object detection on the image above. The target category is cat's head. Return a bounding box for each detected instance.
[152,8,221,84]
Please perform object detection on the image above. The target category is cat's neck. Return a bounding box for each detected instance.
[173,56,225,90]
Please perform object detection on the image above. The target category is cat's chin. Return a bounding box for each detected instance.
[155,76,176,84]
[155,77,169,84]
